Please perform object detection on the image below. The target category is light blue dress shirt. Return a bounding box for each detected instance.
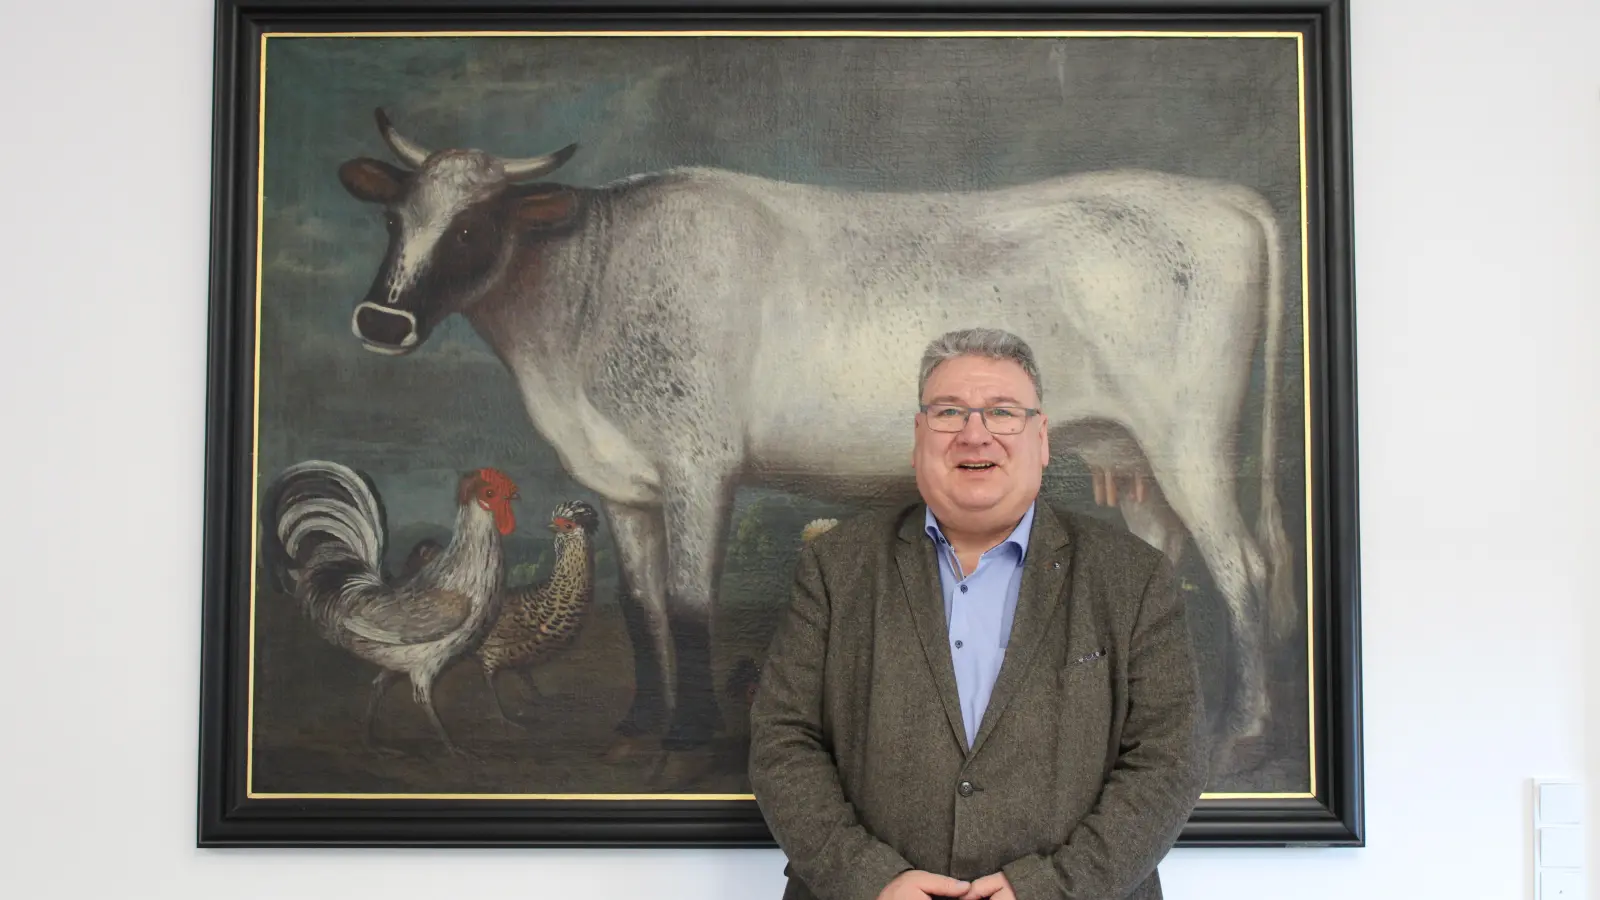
[924,502,1035,750]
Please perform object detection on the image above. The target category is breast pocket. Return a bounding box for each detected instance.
[1057,648,1114,732]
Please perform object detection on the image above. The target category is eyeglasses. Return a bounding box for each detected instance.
[919,403,1040,435]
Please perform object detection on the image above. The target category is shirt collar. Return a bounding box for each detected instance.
[924,501,1036,560]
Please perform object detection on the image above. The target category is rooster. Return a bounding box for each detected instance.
[260,459,520,758]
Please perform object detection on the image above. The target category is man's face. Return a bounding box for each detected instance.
[912,354,1049,534]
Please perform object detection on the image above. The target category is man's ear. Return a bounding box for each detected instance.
[338,157,407,204]
[510,186,580,230]
[910,414,920,469]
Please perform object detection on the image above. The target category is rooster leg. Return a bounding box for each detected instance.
[482,667,525,733]
[361,670,405,758]
[417,682,475,760]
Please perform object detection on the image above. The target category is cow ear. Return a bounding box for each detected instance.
[511,187,579,230]
[338,158,406,204]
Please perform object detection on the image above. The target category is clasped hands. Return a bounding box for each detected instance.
[877,869,1014,900]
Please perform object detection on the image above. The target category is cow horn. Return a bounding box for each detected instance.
[374,107,431,169]
[500,142,580,181]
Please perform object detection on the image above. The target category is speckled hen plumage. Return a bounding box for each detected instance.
[474,500,601,724]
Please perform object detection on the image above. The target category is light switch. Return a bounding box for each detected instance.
[1540,782,1584,825]
[1539,826,1585,868]
[1540,869,1585,900]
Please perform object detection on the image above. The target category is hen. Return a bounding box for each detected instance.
[260,459,520,757]
[475,500,601,727]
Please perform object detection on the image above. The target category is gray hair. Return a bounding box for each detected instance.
[917,328,1044,404]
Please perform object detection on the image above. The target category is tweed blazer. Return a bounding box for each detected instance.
[748,501,1208,900]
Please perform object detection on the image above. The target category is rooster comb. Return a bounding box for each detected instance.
[458,467,519,503]
[473,467,517,489]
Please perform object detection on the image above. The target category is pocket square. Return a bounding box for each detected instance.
[1071,649,1106,664]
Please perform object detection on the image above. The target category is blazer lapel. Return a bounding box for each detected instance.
[967,502,1074,758]
[894,508,968,754]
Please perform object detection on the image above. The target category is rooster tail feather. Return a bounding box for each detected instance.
[259,460,389,619]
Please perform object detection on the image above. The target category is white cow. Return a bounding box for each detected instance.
[332,108,1296,776]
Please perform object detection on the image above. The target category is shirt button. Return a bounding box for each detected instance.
[960,584,968,593]
[958,781,974,797]
[954,640,963,649]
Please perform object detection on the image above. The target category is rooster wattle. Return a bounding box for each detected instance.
[260,459,520,758]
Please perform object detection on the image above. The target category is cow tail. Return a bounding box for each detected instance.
[1251,198,1296,647]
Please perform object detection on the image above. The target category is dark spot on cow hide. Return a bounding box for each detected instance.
[1074,198,1150,237]
[423,204,503,290]
[1171,239,1193,288]
[604,326,701,415]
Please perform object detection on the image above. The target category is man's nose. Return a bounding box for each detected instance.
[955,410,992,443]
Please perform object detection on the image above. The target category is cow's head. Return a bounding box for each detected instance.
[336,108,580,355]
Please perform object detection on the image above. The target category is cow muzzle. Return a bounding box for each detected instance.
[351,302,421,355]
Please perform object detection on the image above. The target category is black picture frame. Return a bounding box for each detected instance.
[199,0,1361,849]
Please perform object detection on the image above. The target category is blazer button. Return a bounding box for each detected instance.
[958,780,974,797]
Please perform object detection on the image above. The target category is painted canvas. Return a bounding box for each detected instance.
[206,9,1358,847]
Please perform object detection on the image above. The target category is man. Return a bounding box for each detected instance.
[748,328,1207,900]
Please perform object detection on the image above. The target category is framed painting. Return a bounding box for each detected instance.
[198,0,1362,848]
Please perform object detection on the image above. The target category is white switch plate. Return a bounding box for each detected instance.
[1540,826,1585,868]
[1532,779,1586,900]
[1540,781,1585,825]
[1539,869,1585,900]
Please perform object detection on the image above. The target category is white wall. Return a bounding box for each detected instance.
[2,0,1594,897]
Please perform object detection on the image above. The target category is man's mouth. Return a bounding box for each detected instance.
[957,462,998,471]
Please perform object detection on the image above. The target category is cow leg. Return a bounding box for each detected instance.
[1139,440,1272,770]
[659,466,738,751]
[605,502,673,739]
